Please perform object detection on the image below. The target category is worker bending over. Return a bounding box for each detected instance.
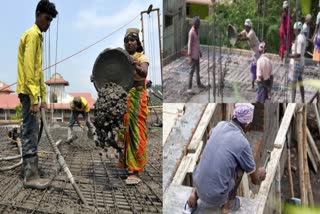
[67,96,96,142]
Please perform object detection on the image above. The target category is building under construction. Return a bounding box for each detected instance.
[163,103,320,213]
[163,0,320,103]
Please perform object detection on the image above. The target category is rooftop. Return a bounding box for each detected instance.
[163,45,320,103]
[0,93,96,109]
[0,81,14,94]
[45,73,69,86]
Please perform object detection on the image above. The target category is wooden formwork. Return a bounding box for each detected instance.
[163,103,302,214]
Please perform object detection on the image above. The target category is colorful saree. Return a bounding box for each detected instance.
[119,86,149,172]
[279,11,292,58]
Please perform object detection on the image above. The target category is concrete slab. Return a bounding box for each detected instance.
[164,183,257,214]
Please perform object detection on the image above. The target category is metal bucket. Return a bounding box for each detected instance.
[91,48,134,92]
[228,24,238,46]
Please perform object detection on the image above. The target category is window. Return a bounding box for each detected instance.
[165,15,173,28]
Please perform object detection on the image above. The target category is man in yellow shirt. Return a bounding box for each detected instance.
[67,96,96,142]
[16,0,58,189]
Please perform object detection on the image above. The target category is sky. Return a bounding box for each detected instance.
[0,0,162,98]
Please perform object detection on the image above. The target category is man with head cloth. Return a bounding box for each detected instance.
[237,19,260,90]
[183,103,266,214]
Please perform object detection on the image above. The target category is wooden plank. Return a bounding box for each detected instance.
[307,141,318,173]
[241,173,250,198]
[301,105,309,205]
[307,126,320,163]
[273,104,297,148]
[163,103,207,192]
[163,103,185,145]
[256,103,296,214]
[172,156,193,185]
[187,141,204,173]
[188,104,217,153]
[313,103,320,136]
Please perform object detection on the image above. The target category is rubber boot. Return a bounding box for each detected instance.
[23,155,51,190]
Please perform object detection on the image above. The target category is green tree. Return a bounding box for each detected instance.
[12,104,22,120]
[206,0,312,54]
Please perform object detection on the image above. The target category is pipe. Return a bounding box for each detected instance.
[40,108,88,206]
[0,140,22,171]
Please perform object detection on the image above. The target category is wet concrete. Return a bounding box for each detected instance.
[163,46,320,103]
[0,124,162,213]
[94,82,127,151]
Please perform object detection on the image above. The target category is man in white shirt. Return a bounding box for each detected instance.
[256,42,272,103]
[237,18,260,89]
[289,22,306,103]
[302,14,312,43]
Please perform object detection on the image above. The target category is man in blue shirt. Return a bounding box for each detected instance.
[183,103,266,214]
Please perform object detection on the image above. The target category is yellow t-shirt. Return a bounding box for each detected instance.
[17,24,45,104]
[70,97,90,113]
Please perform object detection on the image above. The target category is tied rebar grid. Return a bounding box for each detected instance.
[0,126,162,214]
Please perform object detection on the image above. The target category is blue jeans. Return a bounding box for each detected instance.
[19,94,39,157]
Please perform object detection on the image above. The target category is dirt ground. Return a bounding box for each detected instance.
[0,120,162,214]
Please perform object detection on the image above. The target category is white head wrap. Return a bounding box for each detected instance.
[233,103,255,124]
[244,19,252,27]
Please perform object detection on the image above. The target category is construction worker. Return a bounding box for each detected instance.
[256,42,273,103]
[312,7,320,65]
[119,28,149,185]
[288,22,307,103]
[279,1,292,61]
[183,104,266,214]
[17,0,58,189]
[67,96,95,142]
[237,19,260,90]
[187,16,207,94]
[302,14,312,45]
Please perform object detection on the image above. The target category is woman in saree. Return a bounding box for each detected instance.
[279,1,292,61]
[119,28,149,185]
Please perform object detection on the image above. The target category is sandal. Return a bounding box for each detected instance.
[231,196,241,212]
[182,200,197,214]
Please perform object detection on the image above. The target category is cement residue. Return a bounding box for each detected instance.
[94,82,127,152]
